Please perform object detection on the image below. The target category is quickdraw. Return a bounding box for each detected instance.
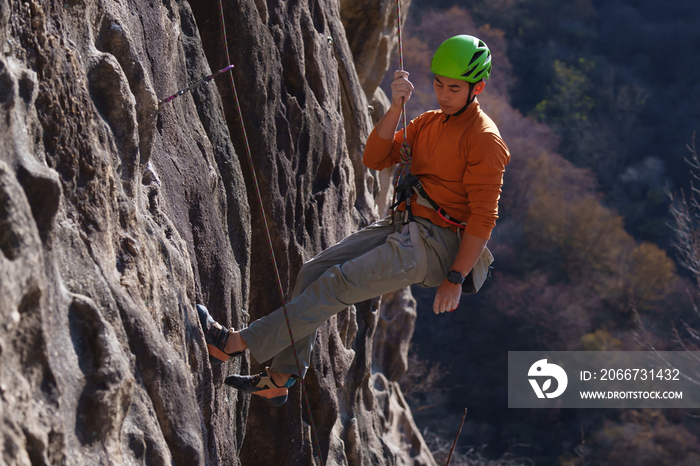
[158,64,234,107]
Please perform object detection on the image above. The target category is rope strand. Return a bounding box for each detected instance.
[216,1,323,464]
[393,0,412,202]
[396,0,407,137]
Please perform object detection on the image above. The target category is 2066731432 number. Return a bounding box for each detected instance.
[600,368,680,381]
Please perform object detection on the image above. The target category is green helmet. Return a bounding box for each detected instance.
[431,35,492,83]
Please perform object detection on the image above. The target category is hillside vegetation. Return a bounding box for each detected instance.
[385,5,700,465]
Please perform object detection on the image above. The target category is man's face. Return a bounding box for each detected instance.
[433,75,472,115]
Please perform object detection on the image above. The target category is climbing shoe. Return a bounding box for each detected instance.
[196,304,244,363]
[224,366,295,407]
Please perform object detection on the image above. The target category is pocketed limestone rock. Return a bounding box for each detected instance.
[0,0,433,463]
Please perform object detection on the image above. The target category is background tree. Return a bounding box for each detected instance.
[387,5,699,464]
[410,0,700,247]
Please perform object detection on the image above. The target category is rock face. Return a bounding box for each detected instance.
[0,0,433,464]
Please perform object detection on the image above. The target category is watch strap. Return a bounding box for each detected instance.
[446,270,465,285]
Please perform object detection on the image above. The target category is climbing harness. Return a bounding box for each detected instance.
[389,173,493,296]
[390,176,495,295]
[391,174,467,230]
[216,1,324,464]
[390,173,493,294]
[158,64,234,107]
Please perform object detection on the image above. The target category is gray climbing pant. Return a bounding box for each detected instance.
[240,215,479,378]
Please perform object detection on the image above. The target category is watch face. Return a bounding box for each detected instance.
[447,270,463,285]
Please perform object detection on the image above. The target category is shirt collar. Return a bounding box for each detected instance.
[442,97,479,123]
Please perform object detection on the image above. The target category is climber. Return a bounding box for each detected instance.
[197,35,510,407]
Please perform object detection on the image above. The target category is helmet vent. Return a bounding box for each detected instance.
[469,51,485,66]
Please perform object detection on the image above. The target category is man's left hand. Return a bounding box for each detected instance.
[433,279,462,314]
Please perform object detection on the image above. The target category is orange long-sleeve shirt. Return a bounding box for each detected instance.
[363,100,510,240]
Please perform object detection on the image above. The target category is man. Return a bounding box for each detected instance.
[197,35,510,406]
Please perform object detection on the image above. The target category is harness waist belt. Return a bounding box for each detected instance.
[391,174,467,229]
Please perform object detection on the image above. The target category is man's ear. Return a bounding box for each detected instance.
[473,81,486,95]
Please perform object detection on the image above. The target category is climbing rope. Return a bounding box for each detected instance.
[216,1,324,464]
[392,0,412,203]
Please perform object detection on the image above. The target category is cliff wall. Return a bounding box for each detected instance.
[0,0,432,463]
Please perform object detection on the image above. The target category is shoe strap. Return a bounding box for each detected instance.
[210,323,231,351]
[252,372,279,390]
[259,367,295,388]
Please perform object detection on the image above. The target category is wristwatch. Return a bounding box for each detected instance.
[446,270,465,285]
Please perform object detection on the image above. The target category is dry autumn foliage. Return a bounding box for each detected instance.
[393,6,678,321]
[393,6,694,464]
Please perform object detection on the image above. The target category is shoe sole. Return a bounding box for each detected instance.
[225,378,289,406]
[197,305,228,362]
[197,305,245,363]
[261,395,288,407]
[253,388,288,407]
[208,344,231,362]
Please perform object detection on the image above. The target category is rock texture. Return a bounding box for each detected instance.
[0,0,433,463]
